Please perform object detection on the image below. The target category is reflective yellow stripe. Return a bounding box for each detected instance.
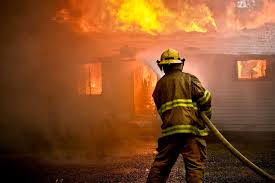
[162,125,208,137]
[161,99,193,105]
[197,90,211,105]
[158,99,197,115]
[159,103,195,114]
[159,99,193,112]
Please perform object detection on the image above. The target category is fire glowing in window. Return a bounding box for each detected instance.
[237,60,267,80]
[134,63,157,115]
[78,63,102,95]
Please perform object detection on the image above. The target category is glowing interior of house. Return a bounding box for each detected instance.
[134,63,157,115]
[78,63,102,95]
[237,60,267,80]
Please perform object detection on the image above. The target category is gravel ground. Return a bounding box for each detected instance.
[0,131,274,183]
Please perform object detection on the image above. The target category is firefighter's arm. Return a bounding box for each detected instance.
[191,75,212,119]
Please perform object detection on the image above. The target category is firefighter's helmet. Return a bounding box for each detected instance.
[157,48,185,65]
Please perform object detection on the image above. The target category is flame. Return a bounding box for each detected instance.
[134,63,157,115]
[53,0,217,34]
[109,0,217,34]
[109,0,163,34]
[53,0,275,34]
[78,63,102,95]
[53,0,107,33]
[237,60,267,80]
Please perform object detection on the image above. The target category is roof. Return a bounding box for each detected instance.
[157,23,275,55]
[63,23,275,63]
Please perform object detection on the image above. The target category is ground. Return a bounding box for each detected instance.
[0,131,274,183]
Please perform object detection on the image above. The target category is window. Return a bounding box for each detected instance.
[134,63,157,115]
[237,60,267,80]
[78,63,102,95]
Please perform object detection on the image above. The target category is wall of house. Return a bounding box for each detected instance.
[2,46,275,154]
[0,55,136,152]
[70,60,135,122]
[193,54,275,131]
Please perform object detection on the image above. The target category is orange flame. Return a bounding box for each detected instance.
[109,0,217,34]
[134,63,157,115]
[53,0,275,34]
[53,0,217,34]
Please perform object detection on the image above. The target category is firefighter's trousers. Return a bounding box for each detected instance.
[146,133,207,183]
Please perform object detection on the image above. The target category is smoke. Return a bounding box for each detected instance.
[212,0,275,31]
[0,0,157,163]
[136,49,164,79]
[1,0,274,163]
[165,0,275,31]
[135,47,207,84]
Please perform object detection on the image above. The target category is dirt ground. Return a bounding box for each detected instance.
[0,131,274,183]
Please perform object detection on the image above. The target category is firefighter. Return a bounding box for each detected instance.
[146,48,212,183]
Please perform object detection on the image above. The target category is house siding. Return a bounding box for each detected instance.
[202,55,275,131]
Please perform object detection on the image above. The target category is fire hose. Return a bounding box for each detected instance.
[201,113,275,182]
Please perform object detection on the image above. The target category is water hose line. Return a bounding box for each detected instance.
[201,113,275,182]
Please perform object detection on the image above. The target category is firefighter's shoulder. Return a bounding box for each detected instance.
[157,73,170,83]
[182,72,201,82]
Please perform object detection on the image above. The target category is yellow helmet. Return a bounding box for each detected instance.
[157,48,185,65]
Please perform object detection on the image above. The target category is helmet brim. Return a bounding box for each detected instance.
[158,59,183,65]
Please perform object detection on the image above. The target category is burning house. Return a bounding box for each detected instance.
[66,25,275,131]
[1,0,275,153]
[2,1,275,182]
[49,0,275,130]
